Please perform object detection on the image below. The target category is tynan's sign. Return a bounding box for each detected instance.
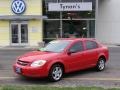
[11,0,26,14]
[48,2,92,11]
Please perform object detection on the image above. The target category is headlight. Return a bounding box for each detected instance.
[31,60,46,67]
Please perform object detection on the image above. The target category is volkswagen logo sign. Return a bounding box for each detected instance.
[11,0,26,14]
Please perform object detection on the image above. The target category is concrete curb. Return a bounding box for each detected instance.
[0,45,120,50]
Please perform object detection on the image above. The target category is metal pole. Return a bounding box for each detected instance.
[95,0,99,38]
[59,0,63,38]
[60,12,63,38]
[87,20,90,38]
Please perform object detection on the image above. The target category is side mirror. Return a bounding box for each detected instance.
[67,52,72,55]
[67,49,78,55]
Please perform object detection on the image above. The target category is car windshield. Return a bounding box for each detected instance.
[40,40,71,53]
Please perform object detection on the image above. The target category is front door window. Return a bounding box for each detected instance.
[11,23,28,45]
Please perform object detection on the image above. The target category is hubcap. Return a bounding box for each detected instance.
[52,66,62,81]
[98,59,105,70]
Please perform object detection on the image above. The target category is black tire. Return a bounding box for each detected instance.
[48,64,63,82]
[96,58,106,71]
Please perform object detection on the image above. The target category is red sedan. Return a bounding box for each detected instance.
[13,38,109,81]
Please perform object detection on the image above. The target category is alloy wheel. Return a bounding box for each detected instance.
[49,64,63,81]
[96,58,105,71]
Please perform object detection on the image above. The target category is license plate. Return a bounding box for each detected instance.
[15,67,21,74]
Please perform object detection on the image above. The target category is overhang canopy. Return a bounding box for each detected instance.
[0,15,48,20]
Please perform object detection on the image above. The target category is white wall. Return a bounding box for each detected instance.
[96,0,120,44]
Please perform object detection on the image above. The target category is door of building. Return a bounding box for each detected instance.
[11,22,28,46]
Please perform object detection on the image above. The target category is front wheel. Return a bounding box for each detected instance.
[48,64,63,82]
[96,58,106,71]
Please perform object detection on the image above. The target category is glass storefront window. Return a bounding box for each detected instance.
[43,20,60,43]
[62,11,95,19]
[63,20,87,38]
[89,20,95,38]
[61,0,83,2]
[43,0,96,43]
[61,0,96,19]
[62,20,95,38]
[43,0,96,19]
[45,12,60,19]
[43,0,60,19]
[43,20,95,39]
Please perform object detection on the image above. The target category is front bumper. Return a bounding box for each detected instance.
[13,64,48,78]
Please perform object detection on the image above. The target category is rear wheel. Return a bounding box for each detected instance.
[48,64,63,82]
[96,58,106,71]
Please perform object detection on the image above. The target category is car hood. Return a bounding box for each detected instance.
[18,51,60,62]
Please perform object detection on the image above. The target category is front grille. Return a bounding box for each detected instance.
[17,60,29,66]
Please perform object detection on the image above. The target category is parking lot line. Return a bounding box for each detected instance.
[0,77,16,79]
[65,77,120,81]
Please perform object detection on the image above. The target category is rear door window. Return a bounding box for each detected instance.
[69,41,84,53]
[85,40,98,50]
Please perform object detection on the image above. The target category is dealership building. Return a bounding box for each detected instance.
[0,0,119,47]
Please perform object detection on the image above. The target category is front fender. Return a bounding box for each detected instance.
[47,59,65,73]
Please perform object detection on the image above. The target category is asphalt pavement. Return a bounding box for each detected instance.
[0,47,120,88]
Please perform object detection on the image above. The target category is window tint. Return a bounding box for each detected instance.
[85,40,98,50]
[69,42,84,53]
